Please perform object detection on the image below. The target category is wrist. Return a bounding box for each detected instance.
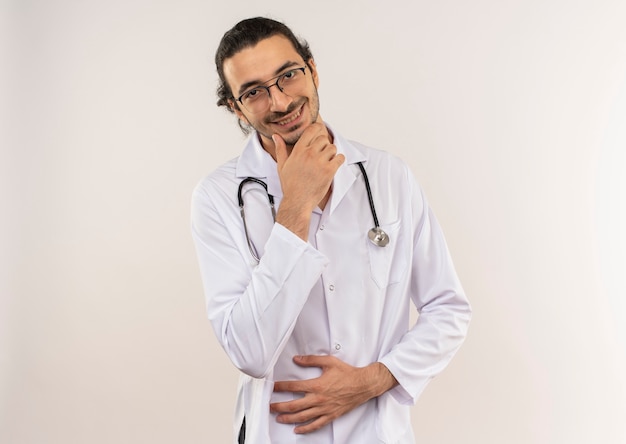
[275,198,312,241]
[366,362,399,398]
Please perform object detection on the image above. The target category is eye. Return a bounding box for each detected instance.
[242,88,263,101]
[282,69,298,80]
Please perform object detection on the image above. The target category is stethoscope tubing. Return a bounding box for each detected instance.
[356,162,380,229]
[238,161,387,263]
[238,177,276,262]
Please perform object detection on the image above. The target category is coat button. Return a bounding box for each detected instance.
[329,284,335,291]
[334,343,341,351]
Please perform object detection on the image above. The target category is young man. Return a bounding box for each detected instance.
[191,17,472,444]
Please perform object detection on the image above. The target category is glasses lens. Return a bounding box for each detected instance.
[277,68,306,96]
[240,68,306,114]
[241,88,270,114]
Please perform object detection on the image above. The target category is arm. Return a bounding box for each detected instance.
[191,192,328,378]
[378,167,472,405]
[270,162,471,432]
[191,124,345,379]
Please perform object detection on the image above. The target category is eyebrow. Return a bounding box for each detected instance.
[236,60,302,97]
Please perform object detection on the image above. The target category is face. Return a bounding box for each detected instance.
[223,35,321,151]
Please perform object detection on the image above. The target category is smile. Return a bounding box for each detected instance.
[273,104,303,126]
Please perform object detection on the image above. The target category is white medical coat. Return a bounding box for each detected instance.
[191,126,471,443]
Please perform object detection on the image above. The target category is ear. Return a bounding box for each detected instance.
[229,99,250,125]
[307,59,320,88]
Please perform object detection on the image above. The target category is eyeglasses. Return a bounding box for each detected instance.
[235,66,307,114]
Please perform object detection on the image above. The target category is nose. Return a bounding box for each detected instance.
[268,84,293,112]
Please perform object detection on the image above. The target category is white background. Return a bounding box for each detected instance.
[2,0,626,443]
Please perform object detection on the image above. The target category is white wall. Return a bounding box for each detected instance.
[2,0,625,442]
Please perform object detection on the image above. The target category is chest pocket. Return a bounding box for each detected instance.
[366,220,406,289]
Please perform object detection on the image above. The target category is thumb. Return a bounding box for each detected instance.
[272,133,287,169]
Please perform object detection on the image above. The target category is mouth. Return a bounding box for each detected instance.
[271,104,304,129]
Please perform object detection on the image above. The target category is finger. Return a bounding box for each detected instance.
[273,379,311,393]
[276,407,323,426]
[272,133,287,169]
[320,143,338,160]
[332,153,346,167]
[294,415,332,434]
[306,134,333,151]
[270,396,313,414]
[293,354,335,368]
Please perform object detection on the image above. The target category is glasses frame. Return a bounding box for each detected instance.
[234,66,307,114]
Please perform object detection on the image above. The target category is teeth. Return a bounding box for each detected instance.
[276,109,301,126]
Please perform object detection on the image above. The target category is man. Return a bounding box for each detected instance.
[191,17,471,444]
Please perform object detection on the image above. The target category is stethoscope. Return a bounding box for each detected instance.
[238,161,389,262]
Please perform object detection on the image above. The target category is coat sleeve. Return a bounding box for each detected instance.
[378,165,472,405]
[191,179,328,379]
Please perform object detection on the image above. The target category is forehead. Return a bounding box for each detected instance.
[223,35,302,94]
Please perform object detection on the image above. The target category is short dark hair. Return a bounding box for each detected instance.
[215,17,314,129]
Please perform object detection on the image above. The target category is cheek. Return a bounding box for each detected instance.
[236,110,252,125]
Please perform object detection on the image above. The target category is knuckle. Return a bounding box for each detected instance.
[311,134,326,145]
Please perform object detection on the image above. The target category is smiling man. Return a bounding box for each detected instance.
[191,17,472,444]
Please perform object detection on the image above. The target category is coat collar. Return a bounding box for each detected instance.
[235,124,367,215]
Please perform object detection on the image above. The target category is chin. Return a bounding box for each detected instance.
[280,113,317,144]
[281,127,306,146]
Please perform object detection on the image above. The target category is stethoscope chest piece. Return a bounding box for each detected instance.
[357,162,389,248]
[368,226,389,247]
